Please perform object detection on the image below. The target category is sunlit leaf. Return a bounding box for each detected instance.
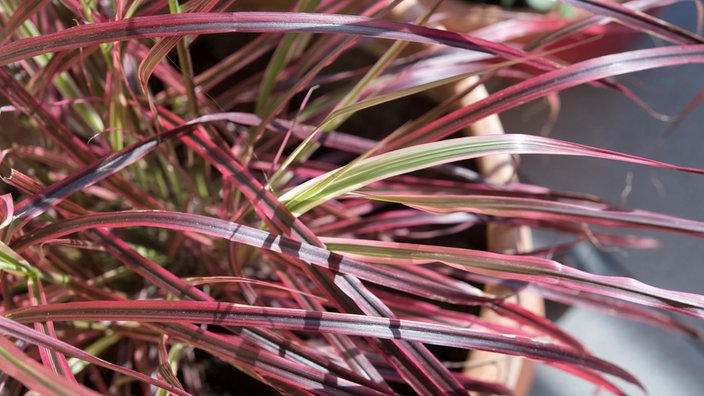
[280,133,704,215]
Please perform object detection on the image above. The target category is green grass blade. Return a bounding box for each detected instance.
[0,336,101,396]
[279,134,704,215]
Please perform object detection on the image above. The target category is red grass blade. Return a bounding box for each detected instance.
[148,322,391,395]
[547,363,629,396]
[322,237,704,319]
[0,336,101,396]
[0,193,13,229]
[0,0,53,44]
[527,0,686,51]
[354,191,704,237]
[27,278,76,383]
[537,283,704,339]
[559,0,704,44]
[7,169,390,393]
[158,113,471,393]
[138,0,223,95]
[9,210,485,305]
[11,116,205,222]
[0,12,556,71]
[385,44,704,148]
[7,300,642,388]
[0,316,191,396]
[11,210,704,320]
[9,101,467,393]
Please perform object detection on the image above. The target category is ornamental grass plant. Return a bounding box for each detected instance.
[0,1,703,395]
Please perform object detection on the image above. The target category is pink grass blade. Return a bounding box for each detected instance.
[526,0,685,51]
[6,300,642,388]
[0,12,557,71]
[492,300,586,350]
[0,335,101,396]
[10,115,211,223]
[27,277,76,384]
[355,191,704,238]
[11,209,704,319]
[386,44,704,149]
[0,316,191,396]
[88,229,213,301]
[558,0,704,44]
[159,113,470,393]
[0,68,96,166]
[469,15,570,42]
[537,283,704,339]
[314,210,478,237]
[9,210,486,305]
[321,237,704,319]
[156,335,186,393]
[184,276,322,299]
[0,68,164,216]
[138,0,222,96]
[0,0,53,44]
[547,363,629,396]
[148,322,390,396]
[0,193,13,229]
[383,281,587,352]
[6,170,388,392]
[664,86,704,136]
[196,112,379,154]
[11,101,451,392]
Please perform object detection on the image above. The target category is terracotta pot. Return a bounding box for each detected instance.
[444,73,542,396]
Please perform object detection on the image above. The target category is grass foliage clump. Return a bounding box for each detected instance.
[0,1,703,395]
